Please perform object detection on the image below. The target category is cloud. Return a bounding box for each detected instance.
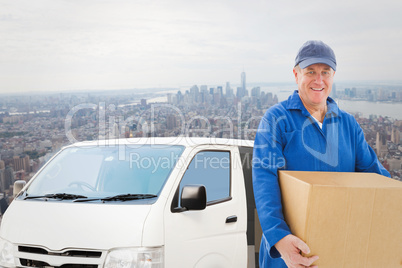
[0,0,401,92]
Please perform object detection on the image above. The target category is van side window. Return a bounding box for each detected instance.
[179,151,230,205]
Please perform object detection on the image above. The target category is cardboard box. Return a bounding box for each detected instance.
[278,171,402,268]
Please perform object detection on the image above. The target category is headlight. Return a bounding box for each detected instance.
[0,238,15,267]
[104,247,163,268]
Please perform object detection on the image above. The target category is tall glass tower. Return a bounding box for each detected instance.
[241,71,246,93]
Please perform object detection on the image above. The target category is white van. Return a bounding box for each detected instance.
[0,138,261,268]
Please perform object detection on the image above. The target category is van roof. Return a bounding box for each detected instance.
[65,137,254,149]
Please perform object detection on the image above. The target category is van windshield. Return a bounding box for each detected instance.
[24,144,185,201]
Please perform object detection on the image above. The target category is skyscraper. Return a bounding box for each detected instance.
[241,71,246,93]
[217,86,223,96]
[4,166,14,192]
[236,72,247,98]
[140,99,147,107]
[251,87,261,97]
[190,85,199,103]
[225,82,234,98]
[241,72,246,90]
[376,131,388,158]
[167,114,177,130]
[13,155,30,172]
[225,82,231,93]
[391,127,400,145]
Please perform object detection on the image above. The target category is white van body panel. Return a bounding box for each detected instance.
[164,145,248,267]
[1,200,151,250]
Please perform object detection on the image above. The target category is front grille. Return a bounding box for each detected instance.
[20,259,98,268]
[19,258,49,267]
[18,246,48,255]
[17,245,104,268]
[19,246,102,258]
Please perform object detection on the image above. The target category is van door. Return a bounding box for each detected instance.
[164,146,247,267]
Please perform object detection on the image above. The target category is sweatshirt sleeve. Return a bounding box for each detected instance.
[252,112,291,258]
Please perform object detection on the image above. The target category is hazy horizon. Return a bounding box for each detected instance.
[1,80,402,97]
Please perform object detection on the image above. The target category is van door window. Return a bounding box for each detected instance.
[179,151,230,205]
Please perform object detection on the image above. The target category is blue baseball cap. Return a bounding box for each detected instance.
[295,40,337,71]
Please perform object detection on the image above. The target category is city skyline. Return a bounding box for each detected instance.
[1,72,401,121]
[1,0,402,93]
[1,81,401,188]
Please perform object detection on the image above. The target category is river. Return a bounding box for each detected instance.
[335,100,402,120]
[261,86,402,120]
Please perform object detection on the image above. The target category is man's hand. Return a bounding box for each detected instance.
[275,234,319,268]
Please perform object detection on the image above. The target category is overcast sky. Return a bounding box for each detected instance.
[1,0,402,93]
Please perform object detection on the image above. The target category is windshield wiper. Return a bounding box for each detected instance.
[73,193,158,203]
[24,193,88,200]
[101,194,158,202]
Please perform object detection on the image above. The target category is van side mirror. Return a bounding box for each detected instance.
[182,185,206,210]
[13,180,26,197]
[173,185,206,212]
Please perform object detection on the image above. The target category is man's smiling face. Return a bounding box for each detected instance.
[293,63,335,110]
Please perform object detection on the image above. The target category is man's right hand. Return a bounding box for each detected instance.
[274,234,319,268]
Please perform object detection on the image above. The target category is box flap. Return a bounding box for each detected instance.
[279,171,402,188]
